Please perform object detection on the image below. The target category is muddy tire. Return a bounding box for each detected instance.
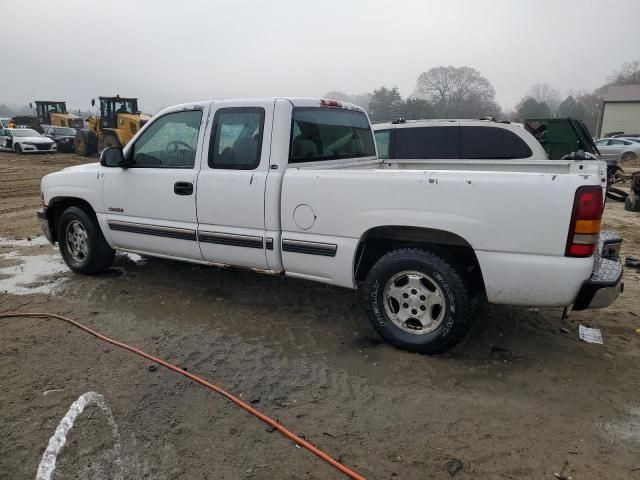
[74,129,97,157]
[363,248,474,354]
[621,152,637,162]
[58,206,114,275]
[101,132,122,151]
[15,144,23,154]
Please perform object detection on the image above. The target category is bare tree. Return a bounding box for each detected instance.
[412,66,500,118]
[525,83,561,114]
[609,60,640,85]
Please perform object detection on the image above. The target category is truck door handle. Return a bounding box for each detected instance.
[174,181,193,196]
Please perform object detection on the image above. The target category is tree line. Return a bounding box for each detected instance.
[326,60,640,135]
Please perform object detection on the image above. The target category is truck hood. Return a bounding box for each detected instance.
[60,162,100,172]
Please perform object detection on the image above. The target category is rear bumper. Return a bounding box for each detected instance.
[37,207,54,244]
[573,231,624,310]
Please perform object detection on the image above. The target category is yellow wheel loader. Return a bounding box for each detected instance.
[11,101,83,132]
[74,96,150,156]
[34,101,84,130]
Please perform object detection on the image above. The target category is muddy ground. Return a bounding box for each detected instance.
[1,151,639,480]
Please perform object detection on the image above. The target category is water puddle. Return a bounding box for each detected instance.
[604,406,640,443]
[0,237,67,295]
[0,236,51,248]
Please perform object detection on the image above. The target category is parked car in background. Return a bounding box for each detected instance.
[594,137,640,161]
[42,125,76,152]
[373,119,547,160]
[618,137,640,145]
[611,133,640,138]
[0,118,12,128]
[0,128,57,154]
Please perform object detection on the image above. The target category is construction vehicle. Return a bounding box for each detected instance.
[33,101,84,130]
[11,101,83,133]
[74,95,150,156]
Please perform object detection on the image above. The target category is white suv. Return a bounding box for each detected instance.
[373,119,548,160]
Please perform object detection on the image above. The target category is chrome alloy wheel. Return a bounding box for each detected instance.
[383,270,446,335]
[66,220,89,262]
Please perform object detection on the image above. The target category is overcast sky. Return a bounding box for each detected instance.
[2,0,639,113]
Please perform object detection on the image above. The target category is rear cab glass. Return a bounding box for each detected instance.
[289,108,375,164]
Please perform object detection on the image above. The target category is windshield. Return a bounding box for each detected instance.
[289,108,375,163]
[54,127,75,136]
[11,129,40,137]
[48,102,66,113]
[113,100,138,114]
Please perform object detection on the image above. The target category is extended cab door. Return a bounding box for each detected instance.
[102,107,206,260]
[196,100,275,269]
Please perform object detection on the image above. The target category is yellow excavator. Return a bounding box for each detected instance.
[74,95,150,156]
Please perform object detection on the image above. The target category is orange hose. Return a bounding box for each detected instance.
[0,312,366,480]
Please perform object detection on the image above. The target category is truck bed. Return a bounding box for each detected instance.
[293,157,599,175]
[281,158,607,305]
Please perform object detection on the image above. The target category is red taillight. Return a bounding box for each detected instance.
[565,186,603,257]
[320,99,342,108]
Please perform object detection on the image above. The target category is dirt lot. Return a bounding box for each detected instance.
[1,151,639,480]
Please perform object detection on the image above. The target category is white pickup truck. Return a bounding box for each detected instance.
[38,97,623,354]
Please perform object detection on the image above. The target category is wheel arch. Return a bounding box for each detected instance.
[46,196,99,242]
[353,225,486,294]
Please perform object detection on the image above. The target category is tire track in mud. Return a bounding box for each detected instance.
[0,152,92,238]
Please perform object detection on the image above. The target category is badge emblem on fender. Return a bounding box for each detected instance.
[108,207,124,213]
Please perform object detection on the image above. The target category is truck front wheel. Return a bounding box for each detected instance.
[57,206,115,274]
[363,248,475,354]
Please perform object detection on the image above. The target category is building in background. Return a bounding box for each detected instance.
[599,85,640,137]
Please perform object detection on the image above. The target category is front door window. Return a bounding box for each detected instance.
[131,110,203,168]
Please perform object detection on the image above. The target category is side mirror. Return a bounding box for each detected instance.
[100,147,126,167]
[91,99,95,107]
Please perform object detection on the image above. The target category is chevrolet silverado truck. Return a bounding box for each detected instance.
[38,98,623,354]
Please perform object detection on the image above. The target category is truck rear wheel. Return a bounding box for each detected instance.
[363,248,475,354]
[57,206,114,274]
[74,129,97,157]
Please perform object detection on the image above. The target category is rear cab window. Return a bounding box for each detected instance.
[289,107,375,164]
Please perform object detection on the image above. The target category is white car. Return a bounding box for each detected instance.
[38,97,623,354]
[0,128,57,154]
